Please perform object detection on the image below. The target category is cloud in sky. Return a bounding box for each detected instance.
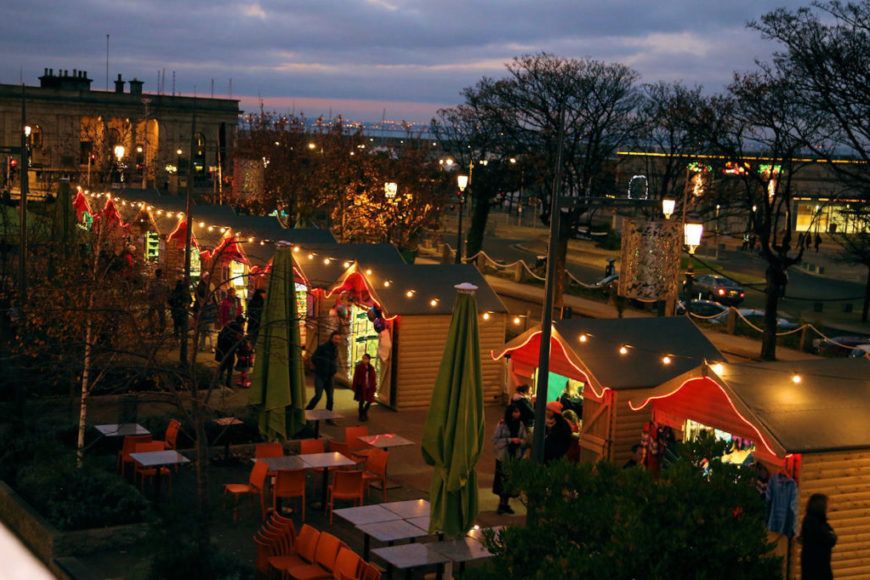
[0,0,788,121]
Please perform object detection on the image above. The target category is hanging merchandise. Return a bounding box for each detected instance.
[766,473,798,537]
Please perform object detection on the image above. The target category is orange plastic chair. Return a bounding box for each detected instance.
[256,441,284,458]
[273,470,307,522]
[361,448,389,502]
[345,426,372,457]
[255,525,296,578]
[133,441,172,494]
[224,460,269,523]
[163,419,181,449]
[360,562,382,580]
[284,532,342,580]
[327,470,364,525]
[299,439,325,455]
[270,524,320,577]
[117,434,153,477]
[331,547,362,580]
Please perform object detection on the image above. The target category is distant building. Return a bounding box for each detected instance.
[0,68,239,195]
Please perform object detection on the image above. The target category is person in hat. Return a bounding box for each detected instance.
[543,401,573,463]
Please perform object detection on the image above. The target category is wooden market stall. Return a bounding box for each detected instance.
[328,262,508,410]
[628,358,870,579]
[492,317,723,466]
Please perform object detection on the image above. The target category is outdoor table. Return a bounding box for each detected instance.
[406,515,431,532]
[304,409,343,438]
[381,499,430,519]
[256,455,307,472]
[358,519,432,561]
[333,504,402,526]
[95,423,150,437]
[466,525,503,542]
[129,450,190,499]
[430,537,494,578]
[212,417,243,461]
[300,451,357,508]
[371,543,450,580]
[357,433,415,450]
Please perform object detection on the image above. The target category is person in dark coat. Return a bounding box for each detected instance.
[543,401,573,463]
[305,331,342,412]
[168,279,190,340]
[511,384,535,428]
[800,493,837,580]
[352,353,377,421]
[215,316,244,388]
[246,288,265,345]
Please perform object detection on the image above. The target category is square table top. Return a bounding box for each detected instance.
[304,409,343,421]
[357,519,431,543]
[95,423,150,437]
[406,516,431,532]
[213,417,244,426]
[371,543,449,569]
[257,455,307,472]
[357,434,415,449]
[130,450,190,468]
[300,452,356,469]
[381,499,430,519]
[333,504,402,526]
[430,537,493,563]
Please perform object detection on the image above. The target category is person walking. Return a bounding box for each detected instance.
[492,403,528,515]
[246,288,265,345]
[215,315,244,388]
[305,331,342,414]
[800,493,837,580]
[198,294,218,351]
[814,232,823,253]
[219,287,242,329]
[235,335,254,388]
[146,268,170,334]
[169,279,190,341]
[352,353,377,422]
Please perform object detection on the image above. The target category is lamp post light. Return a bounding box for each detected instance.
[384,181,397,201]
[683,221,704,302]
[662,198,676,220]
[113,144,125,183]
[456,174,468,263]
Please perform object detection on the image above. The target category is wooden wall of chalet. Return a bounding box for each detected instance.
[579,389,651,465]
[393,313,506,410]
[790,450,870,578]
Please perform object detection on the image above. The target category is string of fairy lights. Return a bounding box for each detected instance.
[78,188,869,380]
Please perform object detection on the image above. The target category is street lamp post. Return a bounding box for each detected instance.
[456,174,468,264]
[113,144,125,184]
[662,198,676,220]
[683,221,704,303]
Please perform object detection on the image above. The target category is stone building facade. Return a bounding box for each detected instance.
[0,68,239,195]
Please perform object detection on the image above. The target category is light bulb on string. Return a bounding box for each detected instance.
[662,355,672,365]
[513,316,522,326]
[578,334,588,344]
[619,345,629,356]
[482,312,491,321]
[791,373,802,384]
[711,363,724,376]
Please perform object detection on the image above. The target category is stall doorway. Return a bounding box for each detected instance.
[347,304,381,376]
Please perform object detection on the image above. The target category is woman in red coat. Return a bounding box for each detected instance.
[352,354,377,422]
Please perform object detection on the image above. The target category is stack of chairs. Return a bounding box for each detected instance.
[254,517,382,580]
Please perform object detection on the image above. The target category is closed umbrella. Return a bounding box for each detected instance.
[422,282,485,537]
[249,246,306,440]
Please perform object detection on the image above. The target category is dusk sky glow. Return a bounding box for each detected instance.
[0,0,788,122]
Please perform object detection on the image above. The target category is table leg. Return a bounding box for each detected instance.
[364,534,370,560]
[154,468,162,500]
[319,468,329,510]
[314,420,321,439]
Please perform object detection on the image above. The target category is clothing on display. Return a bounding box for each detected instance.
[766,473,799,537]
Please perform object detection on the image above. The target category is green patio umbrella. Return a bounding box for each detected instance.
[249,246,306,441]
[422,282,485,537]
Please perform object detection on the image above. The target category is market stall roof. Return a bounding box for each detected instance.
[292,243,405,288]
[630,358,870,455]
[334,263,507,317]
[493,317,723,394]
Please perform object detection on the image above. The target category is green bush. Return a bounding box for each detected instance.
[17,459,149,531]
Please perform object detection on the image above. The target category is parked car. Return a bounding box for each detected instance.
[812,335,870,357]
[688,274,746,306]
[676,299,728,322]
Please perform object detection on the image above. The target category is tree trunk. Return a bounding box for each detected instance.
[191,396,211,559]
[761,265,782,361]
[76,226,104,467]
[465,194,493,259]
[863,265,869,323]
